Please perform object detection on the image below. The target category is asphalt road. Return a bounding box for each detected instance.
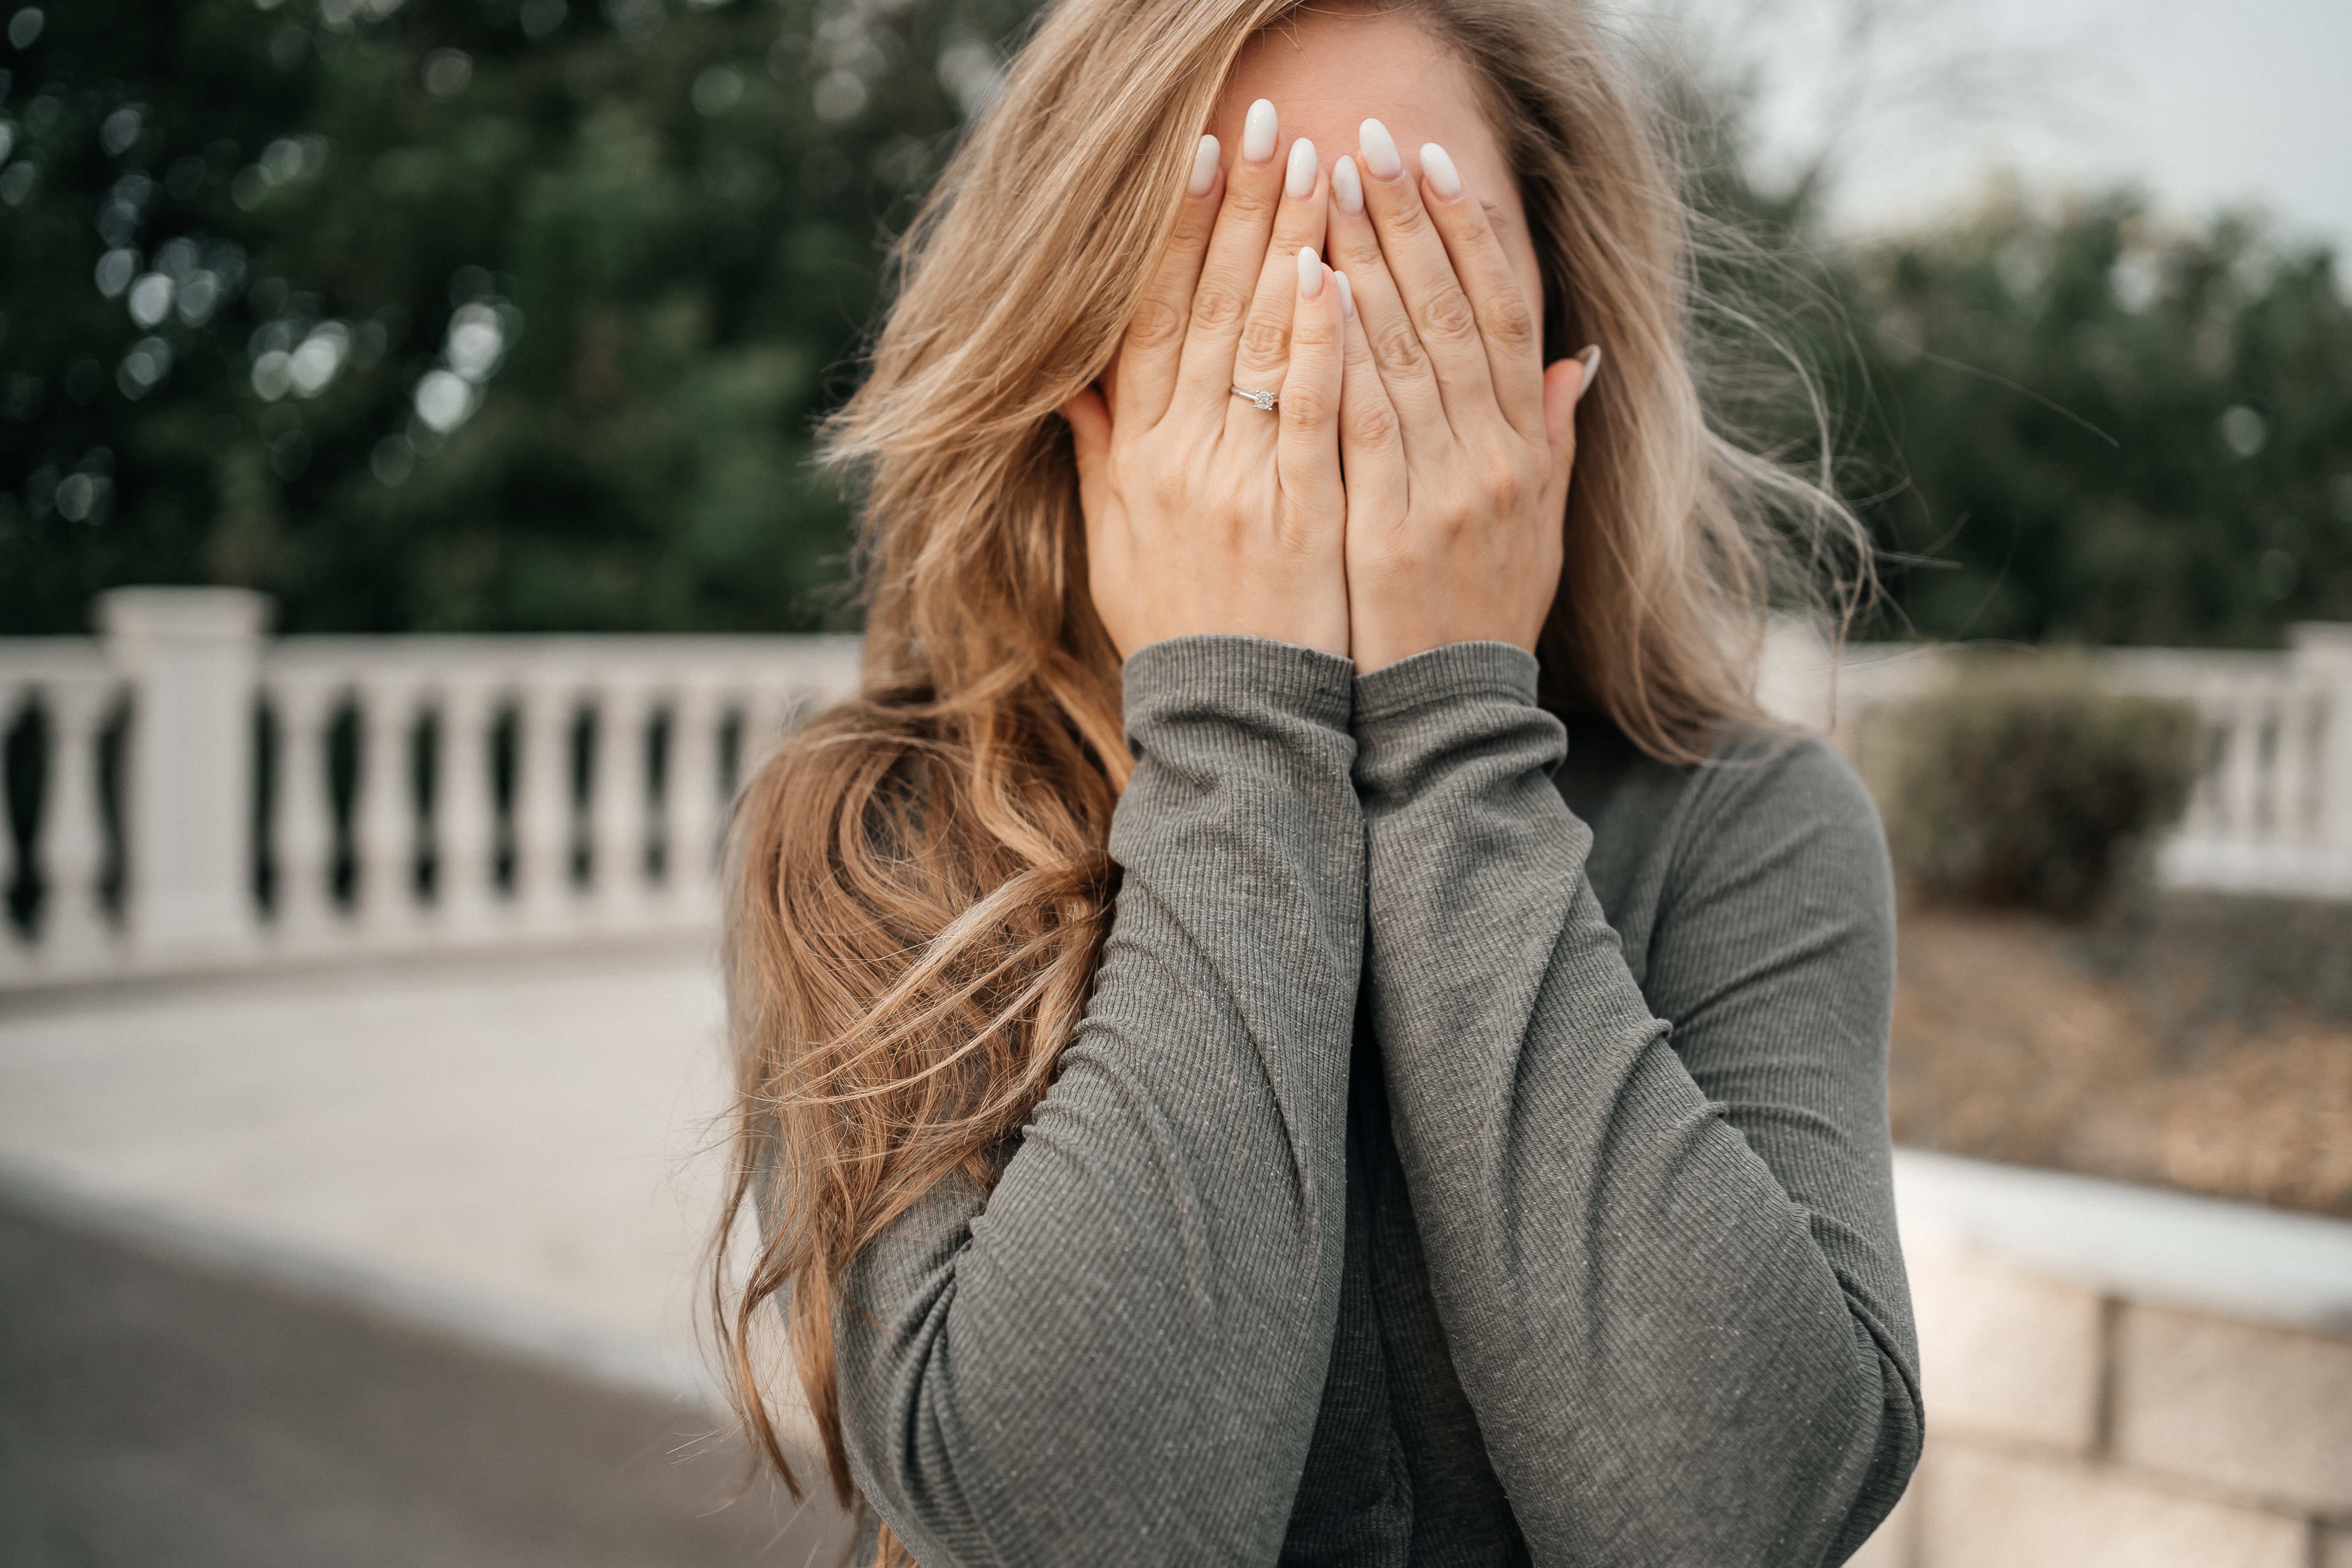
[0,1191,852,1568]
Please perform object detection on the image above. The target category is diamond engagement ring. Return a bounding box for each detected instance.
[1230,385,1279,412]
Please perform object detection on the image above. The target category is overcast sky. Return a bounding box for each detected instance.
[1617,0,2352,253]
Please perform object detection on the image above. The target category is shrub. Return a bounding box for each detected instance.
[1869,655,2204,919]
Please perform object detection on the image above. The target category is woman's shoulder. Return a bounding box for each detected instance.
[1663,723,1893,922]
[1555,711,1888,945]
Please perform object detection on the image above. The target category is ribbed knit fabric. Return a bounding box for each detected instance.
[833,635,1922,1567]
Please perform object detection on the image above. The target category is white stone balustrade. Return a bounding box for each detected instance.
[1761,619,2352,901]
[1,592,860,990]
[8,596,2352,991]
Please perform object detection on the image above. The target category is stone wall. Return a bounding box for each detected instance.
[1853,1151,2352,1567]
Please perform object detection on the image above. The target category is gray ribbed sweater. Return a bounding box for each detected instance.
[832,635,1923,1566]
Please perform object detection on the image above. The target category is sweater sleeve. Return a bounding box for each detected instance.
[1350,641,1923,1568]
[833,635,1365,1566]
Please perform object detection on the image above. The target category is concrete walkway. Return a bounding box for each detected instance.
[0,942,734,1384]
[0,941,847,1564]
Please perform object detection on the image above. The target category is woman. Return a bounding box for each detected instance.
[714,0,1923,1560]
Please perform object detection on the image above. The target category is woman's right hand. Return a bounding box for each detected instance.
[1062,102,1350,661]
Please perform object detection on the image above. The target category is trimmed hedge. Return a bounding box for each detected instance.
[1871,657,2205,919]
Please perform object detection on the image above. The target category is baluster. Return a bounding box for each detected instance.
[44,674,121,974]
[434,671,501,935]
[352,674,419,936]
[0,683,24,984]
[2267,686,2311,846]
[666,676,728,913]
[2218,681,2263,843]
[265,670,341,943]
[587,675,650,923]
[514,674,579,927]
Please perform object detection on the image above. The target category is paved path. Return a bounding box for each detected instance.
[0,942,848,1563]
[0,944,735,1385]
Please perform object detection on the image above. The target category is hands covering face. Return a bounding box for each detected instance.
[1063,100,1598,673]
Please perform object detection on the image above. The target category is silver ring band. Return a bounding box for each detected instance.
[1230,385,1279,412]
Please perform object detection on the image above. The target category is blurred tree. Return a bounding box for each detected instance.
[0,0,1028,633]
[4,0,2347,645]
[1843,192,2352,646]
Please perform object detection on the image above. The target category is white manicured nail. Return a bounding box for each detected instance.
[1359,118,1401,180]
[1332,155,1363,216]
[1576,343,1603,390]
[1334,270,1355,319]
[1286,137,1318,200]
[1297,246,1324,299]
[1189,135,1220,197]
[1243,100,1278,165]
[1421,143,1461,200]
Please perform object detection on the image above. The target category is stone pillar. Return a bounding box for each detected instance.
[2289,623,2352,851]
[98,588,271,964]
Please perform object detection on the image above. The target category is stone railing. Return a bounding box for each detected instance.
[1853,1151,2352,1568]
[1761,621,2352,901]
[7,595,2351,989]
[0,589,860,989]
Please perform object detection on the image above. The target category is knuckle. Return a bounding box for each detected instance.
[1290,310,1341,352]
[1280,383,1336,426]
[1418,289,1479,344]
[1484,296,1538,348]
[1146,466,1191,513]
[1346,399,1400,450]
[1483,452,1525,510]
[1126,297,1185,351]
[1371,324,1426,377]
[1334,232,1386,272]
[1220,181,1275,222]
[1188,284,1247,332]
[1384,199,1432,242]
[1239,316,1290,364]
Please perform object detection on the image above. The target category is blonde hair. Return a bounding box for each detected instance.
[711,0,1863,1553]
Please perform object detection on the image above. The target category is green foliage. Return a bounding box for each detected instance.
[1836,192,2352,646]
[1870,655,2203,918]
[0,0,1030,634]
[4,4,2347,645]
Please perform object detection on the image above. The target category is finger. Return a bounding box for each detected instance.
[1353,118,1497,424]
[1175,99,1287,419]
[1228,134,1332,417]
[1542,344,1600,505]
[1277,249,1344,541]
[1417,142,1545,440]
[1327,151,1448,453]
[1116,134,1226,430]
[1334,269,1408,510]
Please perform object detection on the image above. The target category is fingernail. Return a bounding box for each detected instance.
[1188,135,1220,198]
[1421,143,1462,201]
[1359,118,1401,181]
[1286,137,1318,200]
[1577,343,1603,390]
[1334,270,1355,320]
[1243,99,1278,165]
[1332,155,1363,216]
[1297,246,1324,299]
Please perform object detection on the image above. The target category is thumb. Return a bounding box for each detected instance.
[1541,343,1599,498]
[1060,385,1113,497]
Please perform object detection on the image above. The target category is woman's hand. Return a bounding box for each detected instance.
[1326,120,1598,673]
[1063,102,1350,661]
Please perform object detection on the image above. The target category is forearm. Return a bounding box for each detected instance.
[836,635,1365,1566]
[1353,642,1920,1566]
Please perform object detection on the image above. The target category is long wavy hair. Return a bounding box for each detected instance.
[710,0,1865,1555]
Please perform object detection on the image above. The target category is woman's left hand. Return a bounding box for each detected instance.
[1326,120,1597,673]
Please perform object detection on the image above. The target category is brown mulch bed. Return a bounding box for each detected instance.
[1889,900,2352,1222]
